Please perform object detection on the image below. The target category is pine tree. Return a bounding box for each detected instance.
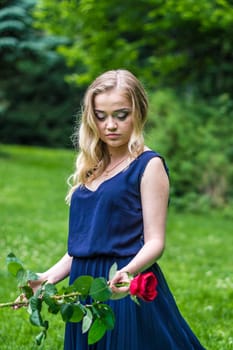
[0,0,80,147]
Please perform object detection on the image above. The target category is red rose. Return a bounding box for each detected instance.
[129,272,158,302]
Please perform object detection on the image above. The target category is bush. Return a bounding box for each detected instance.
[146,90,233,210]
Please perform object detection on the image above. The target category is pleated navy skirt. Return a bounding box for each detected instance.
[64,256,206,350]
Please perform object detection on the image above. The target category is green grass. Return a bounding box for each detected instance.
[0,144,232,350]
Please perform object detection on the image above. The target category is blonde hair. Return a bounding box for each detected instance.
[66,69,148,203]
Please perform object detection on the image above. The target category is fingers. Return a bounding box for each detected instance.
[12,293,28,310]
[111,284,129,294]
[109,271,130,294]
[28,273,44,293]
[13,273,44,310]
[28,280,40,292]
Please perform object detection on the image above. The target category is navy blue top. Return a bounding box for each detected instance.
[68,150,168,258]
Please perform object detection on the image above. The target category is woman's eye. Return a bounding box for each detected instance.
[114,110,129,120]
[94,109,130,121]
[94,111,106,120]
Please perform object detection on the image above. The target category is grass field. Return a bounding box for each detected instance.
[0,144,232,350]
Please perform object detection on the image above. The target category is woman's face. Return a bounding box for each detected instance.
[93,89,134,152]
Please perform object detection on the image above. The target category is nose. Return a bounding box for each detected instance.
[106,116,117,130]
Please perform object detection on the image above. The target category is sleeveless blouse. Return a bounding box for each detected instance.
[65,151,206,350]
[68,150,167,258]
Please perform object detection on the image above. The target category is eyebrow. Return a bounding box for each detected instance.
[94,108,131,112]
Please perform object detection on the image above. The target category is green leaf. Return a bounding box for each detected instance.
[59,285,75,295]
[6,252,22,264]
[48,303,60,314]
[21,285,34,299]
[30,310,43,327]
[30,296,42,312]
[82,308,93,334]
[34,286,43,299]
[43,293,60,314]
[6,253,24,277]
[89,277,112,302]
[7,262,24,277]
[44,283,57,296]
[35,331,45,345]
[95,303,115,330]
[60,304,74,322]
[109,262,118,281]
[16,268,28,286]
[27,270,39,281]
[69,304,85,322]
[88,318,107,345]
[43,293,54,306]
[110,291,128,300]
[130,295,140,305]
[72,276,93,296]
[43,320,49,330]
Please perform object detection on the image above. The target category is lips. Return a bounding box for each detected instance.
[106,133,120,139]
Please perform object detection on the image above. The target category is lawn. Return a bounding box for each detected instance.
[0,144,232,350]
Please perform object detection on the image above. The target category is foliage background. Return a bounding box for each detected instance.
[0,0,81,147]
[1,0,232,209]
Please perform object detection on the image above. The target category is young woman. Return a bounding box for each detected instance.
[30,69,205,349]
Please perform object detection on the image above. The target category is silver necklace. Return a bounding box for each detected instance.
[104,156,129,177]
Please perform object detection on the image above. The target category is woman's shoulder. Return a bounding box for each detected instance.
[138,147,163,161]
[138,147,169,176]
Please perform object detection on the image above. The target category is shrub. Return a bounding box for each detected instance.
[146,90,233,210]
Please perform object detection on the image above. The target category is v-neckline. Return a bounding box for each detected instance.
[84,150,152,193]
[84,160,134,193]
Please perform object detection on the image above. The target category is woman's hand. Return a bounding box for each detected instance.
[109,270,130,294]
[13,273,45,309]
[28,273,45,293]
[13,253,71,309]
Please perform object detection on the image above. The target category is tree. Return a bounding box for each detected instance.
[32,0,233,207]
[34,0,233,97]
[0,0,80,147]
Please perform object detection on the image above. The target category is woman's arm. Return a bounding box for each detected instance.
[14,253,73,308]
[110,157,169,291]
[29,252,72,292]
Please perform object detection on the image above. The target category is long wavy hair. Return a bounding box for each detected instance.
[66,69,148,203]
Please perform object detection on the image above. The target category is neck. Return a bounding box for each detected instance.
[110,153,128,163]
[104,153,130,178]
[108,146,129,162]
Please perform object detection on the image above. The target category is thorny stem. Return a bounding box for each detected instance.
[52,291,82,300]
[0,300,29,308]
[0,291,82,309]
